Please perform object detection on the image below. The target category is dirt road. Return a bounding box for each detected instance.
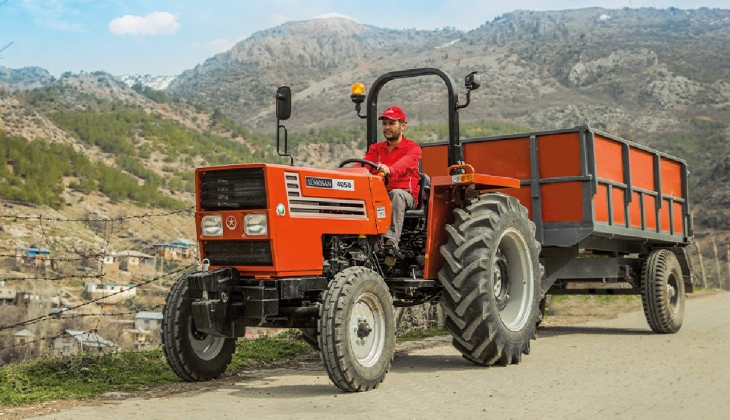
[33,292,730,419]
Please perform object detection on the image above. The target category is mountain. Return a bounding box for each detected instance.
[167,8,730,139]
[166,17,464,130]
[118,74,177,91]
[0,66,54,90]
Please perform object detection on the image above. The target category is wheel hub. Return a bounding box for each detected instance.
[495,228,534,332]
[667,284,676,299]
[357,318,373,339]
[493,250,511,311]
[349,293,386,368]
[188,316,226,361]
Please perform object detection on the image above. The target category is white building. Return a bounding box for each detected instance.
[13,329,35,347]
[52,330,116,357]
[83,282,137,305]
[135,311,163,331]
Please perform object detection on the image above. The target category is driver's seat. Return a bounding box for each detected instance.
[404,173,430,220]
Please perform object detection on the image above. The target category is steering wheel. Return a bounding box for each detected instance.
[338,159,389,186]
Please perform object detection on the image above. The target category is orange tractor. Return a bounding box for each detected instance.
[162,68,693,392]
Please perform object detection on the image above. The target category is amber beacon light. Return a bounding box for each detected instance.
[350,83,366,104]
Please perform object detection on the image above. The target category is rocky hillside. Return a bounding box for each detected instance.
[168,9,730,138]
[0,66,54,91]
[167,7,730,241]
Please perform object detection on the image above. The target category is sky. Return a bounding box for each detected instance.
[0,0,728,77]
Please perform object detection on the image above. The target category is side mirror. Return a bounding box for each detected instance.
[276,86,291,120]
[465,71,480,91]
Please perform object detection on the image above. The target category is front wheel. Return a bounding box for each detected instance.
[641,249,685,333]
[318,267,396,392]
[162,274,236,381]
[439,193,542,365]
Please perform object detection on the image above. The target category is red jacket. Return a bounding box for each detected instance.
[363,137,422,204]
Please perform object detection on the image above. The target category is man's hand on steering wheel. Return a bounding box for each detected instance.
[337,159,389,186]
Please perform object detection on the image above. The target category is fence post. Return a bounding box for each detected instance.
[712,238,722,289]
[695,240,708,288]
[726,245,730,291]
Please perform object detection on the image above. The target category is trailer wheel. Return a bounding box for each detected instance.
[318,267,395,391]
[162,274,236,381]
[641,249,685,333]
[439,193,542,366]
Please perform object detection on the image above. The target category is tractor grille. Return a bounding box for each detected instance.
[198,168,266,211]
[203,240,273,266]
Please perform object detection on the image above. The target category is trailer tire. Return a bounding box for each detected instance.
[641,249,685,333]
[318,267,395,392]
[439,193,542,366]
[162,274,236,381]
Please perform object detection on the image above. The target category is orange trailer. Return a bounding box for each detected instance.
[422,126,691,247]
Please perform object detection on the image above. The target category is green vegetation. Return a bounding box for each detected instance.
[0,335,312,406]
[0,131,185,210]
[0,133,74,209]
[396,326,448,342]
[663,117,729,190]
[48,106,276,167]
[131,83,171,104]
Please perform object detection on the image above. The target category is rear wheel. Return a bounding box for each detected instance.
[439,193,542,365]
[319,267,395,391]
[162,274,236,381]
[641,249,685,333]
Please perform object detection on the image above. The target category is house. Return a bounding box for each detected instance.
[135,311,163,331]
[0,282,15,304]
[111,250,156,277]
[150,238,196,261]
[14,247,51,267]
[52,330,116,357]
[14,291,42,306]
[13,329,35,347]
[83,282,136,305]
[126,312,164,351]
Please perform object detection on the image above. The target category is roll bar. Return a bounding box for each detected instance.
[358,68,479,167]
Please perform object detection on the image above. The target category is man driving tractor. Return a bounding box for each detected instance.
[362,105,422,259]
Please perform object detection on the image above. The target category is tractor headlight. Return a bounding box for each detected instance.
[244,213,267,236]
[201,214,223,237]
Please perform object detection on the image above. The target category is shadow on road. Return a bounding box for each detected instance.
[538,325,653,338]
[218,350,483,399]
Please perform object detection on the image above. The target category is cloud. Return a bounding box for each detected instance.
[109,11,180,36]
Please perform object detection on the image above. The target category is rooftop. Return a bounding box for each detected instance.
[135,311,163,320]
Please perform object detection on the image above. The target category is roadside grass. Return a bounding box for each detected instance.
[0,335,312,407]
[396,326,447,342]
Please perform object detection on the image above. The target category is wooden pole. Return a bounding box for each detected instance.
[695,240,708,288]
[712,238,722,289]
[727,245,730,290]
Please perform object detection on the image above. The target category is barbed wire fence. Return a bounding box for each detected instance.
[0,208,198,364]
[689,237,730,291]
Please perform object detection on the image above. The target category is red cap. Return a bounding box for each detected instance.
[378,106,406,122]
